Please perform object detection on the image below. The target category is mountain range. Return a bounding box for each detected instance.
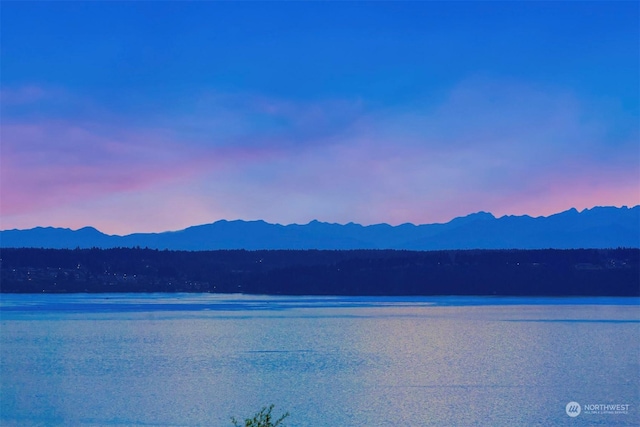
[1,205,638,251]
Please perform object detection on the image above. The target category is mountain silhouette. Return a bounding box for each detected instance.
[1,205,638,250]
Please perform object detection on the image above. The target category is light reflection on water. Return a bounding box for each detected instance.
[1,294,639,426]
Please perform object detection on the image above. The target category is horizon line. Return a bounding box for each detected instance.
[2,204,637,237]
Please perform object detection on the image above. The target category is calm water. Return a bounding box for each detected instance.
[1,294,638,426]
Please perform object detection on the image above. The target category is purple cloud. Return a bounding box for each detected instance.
[1,79,637,234]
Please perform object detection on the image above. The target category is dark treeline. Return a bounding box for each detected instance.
[1,247,638,296]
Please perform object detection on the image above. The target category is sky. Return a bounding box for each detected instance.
[1,1,638,235]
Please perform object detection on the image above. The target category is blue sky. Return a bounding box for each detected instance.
[1,1,638,234]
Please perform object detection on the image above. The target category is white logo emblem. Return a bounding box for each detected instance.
[566,401,581,417]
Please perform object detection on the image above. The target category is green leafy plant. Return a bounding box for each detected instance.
[231,404,290,427]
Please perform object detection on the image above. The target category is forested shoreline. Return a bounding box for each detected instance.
[1,247,638,296]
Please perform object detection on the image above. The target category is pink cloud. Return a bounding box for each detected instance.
[0,119,280,218]
[178,80,638,227]
[0,85,49,105]
[1,80,637,233]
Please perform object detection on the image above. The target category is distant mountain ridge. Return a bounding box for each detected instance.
[1,206,638,250]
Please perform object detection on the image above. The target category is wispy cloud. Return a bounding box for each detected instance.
[194,78,637,225]
[2,122,191,214]
[1,78,637,233]
[0,86,49,105]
